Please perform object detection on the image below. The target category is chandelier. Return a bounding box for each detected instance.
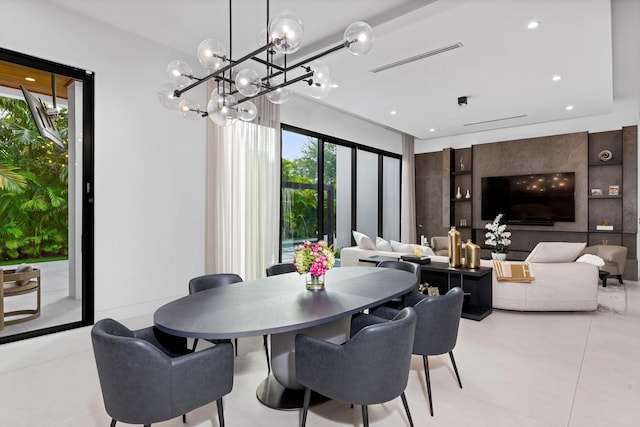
[157,1,373,126]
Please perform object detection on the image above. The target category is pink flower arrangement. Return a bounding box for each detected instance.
[294,240,336,278]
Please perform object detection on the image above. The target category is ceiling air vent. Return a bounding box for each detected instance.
[370,42,463,73]
[463,115,528,126]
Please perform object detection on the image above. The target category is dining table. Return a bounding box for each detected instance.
[154,266,418,410]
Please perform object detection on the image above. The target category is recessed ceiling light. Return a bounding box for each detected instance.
[331,83,339,88]
[430,128,435,132]
[24,77,36,82]
[527,20,541,29]
[566,105,574,111]
[552,75,562,82]
[390,110,397,115]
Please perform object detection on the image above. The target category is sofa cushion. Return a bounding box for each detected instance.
[525,242,587,263]
[352,231,376,250]
[390,240,435,256]
[375,236,392,251]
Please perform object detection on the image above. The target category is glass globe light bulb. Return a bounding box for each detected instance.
[256,27,270,47]
[166,60,193,88]
[235,69,262,97]
[178,99,201,120]
[237,101,258,122]
[308,76,332,99]
[309,60,331,81]
[343,21,373,56]
[157,83,181,110]
[269,10,304,54]
[266,86,291,104]
[207,92,238,127]
[197,39,229,72]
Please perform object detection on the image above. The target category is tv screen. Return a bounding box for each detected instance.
[481,172,575,225]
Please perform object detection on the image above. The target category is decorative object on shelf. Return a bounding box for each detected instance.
[463,240,480,269]
[294,240,336,291]
[460,218,467,227]
[157,1,373,126]
[455,187,462,199]
[459,158,465,172]
[608,185,620,195]
[420,235,429,246]
[448,226,462,268]
[598,149,613,162]
[465,189,471,199]
[590,188,603,196]
[597,219,613,231]
[484,213,511,259]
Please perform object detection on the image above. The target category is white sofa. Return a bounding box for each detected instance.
[340,241,599,312]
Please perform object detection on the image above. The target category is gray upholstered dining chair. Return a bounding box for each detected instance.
[189,273,271,374]
[91,318,234,427]
[189,273,242,353]
[376,260,421,308]
[295,307,417,427]
[263,263,296,373]
[370,286,464,416]
[266,262,297,276]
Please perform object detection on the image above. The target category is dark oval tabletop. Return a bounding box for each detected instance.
[154,266,417,339]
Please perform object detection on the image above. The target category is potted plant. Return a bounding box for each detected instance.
[484,213,511,260]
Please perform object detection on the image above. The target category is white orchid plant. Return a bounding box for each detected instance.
[484,213,512,253]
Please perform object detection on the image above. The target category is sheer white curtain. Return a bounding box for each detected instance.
[206,93,280,280]
[401,133,417,243]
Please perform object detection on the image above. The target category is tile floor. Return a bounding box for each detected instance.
[0,280,638,427]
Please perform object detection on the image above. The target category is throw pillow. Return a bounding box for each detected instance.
[390,240,435,256]
[375,236,392,251]
[576,254,605,267]
[525,242,587,263]
[352,231,376,250]
[14,264,33,286]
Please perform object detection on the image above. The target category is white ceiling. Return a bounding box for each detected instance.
[49,0,638,140]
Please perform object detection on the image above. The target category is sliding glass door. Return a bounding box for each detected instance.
[0,48,94,344]
[280,125,401,262]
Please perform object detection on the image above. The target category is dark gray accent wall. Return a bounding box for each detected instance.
[415,150,445,242]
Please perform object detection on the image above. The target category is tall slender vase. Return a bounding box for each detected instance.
[448,226,462,268]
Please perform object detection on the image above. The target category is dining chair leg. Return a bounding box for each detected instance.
[422,355,434,416]
[361,405,369,427]
[182,413,186,423]
[234,338,238,356]
[191,338,199,352]
[300,387,311,427]
[449,351,463,388]
[110,419,116,427]
[400,391,414,427]
[263,335,271,374]
[217,397,225,427]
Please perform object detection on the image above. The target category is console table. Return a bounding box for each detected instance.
[359,256,493,321]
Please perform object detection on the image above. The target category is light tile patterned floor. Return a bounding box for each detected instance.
[0,280,638,427]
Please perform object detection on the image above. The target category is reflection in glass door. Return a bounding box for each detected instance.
[0,48,93,344]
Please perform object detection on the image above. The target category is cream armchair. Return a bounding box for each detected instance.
[431,236,449,256]
[581,245,627,284]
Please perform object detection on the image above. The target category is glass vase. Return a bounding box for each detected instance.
[306,273,325,291]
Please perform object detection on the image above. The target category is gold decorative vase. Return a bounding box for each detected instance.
[464,239,480,269]
[448,226,462,267]
[306,274,325,291]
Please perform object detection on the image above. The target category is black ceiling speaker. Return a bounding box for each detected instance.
[458,96,468,106]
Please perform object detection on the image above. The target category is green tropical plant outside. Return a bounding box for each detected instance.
[281,138,336,242]
[0,96,69,261]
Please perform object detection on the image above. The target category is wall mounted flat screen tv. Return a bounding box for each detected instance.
[481,172,575,225]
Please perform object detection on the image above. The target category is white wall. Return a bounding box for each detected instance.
[281,95,404,154]
[1,0,208,319]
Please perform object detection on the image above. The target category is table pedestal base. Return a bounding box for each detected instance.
[256,375,328,410]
